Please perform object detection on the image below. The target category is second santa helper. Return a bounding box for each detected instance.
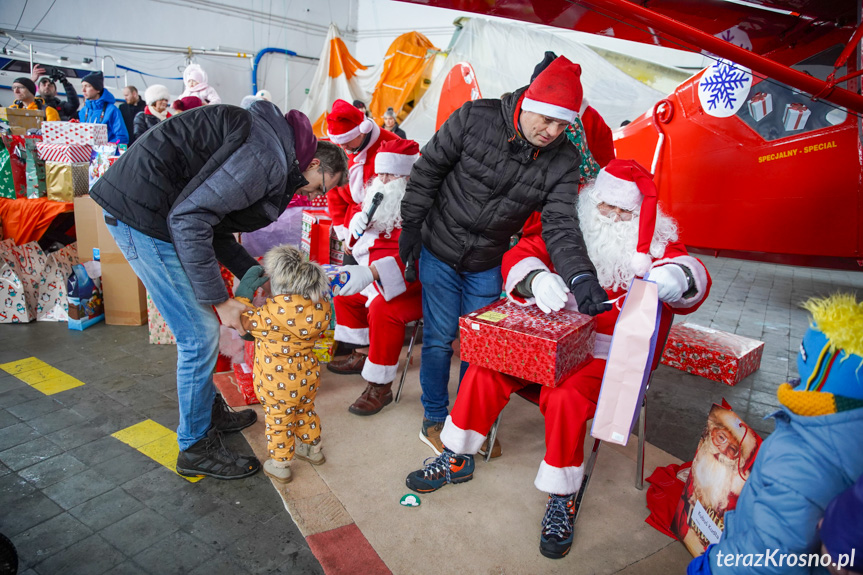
[325,99,402,242]
[326,140,424,416]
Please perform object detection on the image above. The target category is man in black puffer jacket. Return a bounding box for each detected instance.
[400,56,612,453]
[90,101,347,480]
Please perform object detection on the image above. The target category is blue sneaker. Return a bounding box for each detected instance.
[540,493,575,559]
[405,448,474,493]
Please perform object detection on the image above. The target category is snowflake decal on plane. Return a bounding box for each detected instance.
[698,59,752,118]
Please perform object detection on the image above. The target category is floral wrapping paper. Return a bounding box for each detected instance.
[147,293,176,345]
[42,122,108,146]
[660,323,764,386]
[459,299,596,387]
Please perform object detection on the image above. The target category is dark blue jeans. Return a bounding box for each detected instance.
[418,245,502,422]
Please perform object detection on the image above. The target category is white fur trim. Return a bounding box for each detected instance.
[361,358,398,384]
[594,170,642,211]
[329,124,362,145]
[651,255,708,309]
[373,256,407,301]
[334,325,369,346]
[359,117,374,134]
[631,252,652,277]
[439,416,486,455]
[579,98,589,115]
[534,460,584,495]
[348,163,366,204]
[375,152,420,177]
[521,98,577,123]
[333,224,348,243]
[504,257,549,305]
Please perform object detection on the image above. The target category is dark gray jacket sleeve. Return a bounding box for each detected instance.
[60,80,79,119]
[213,232,259,281]
[167,142,283,305]
[401,102,467,232]
[541,170,596,285]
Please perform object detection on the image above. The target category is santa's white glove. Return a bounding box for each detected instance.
[349,211,370,240]
[337,265,374,296]
[647,265,688,303]
[531,271,570,314]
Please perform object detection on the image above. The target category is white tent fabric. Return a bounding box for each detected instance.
[299,24,382,131]
[401,18,665,146]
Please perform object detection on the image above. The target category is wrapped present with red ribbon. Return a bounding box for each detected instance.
[301,209,332,264]
[746,92,772,122]
[660,323,764,386]
[232,362,258,405]
[782,102,811,131]
[459,299,596,387]
[36,142,93,164]
[42,122,108,146]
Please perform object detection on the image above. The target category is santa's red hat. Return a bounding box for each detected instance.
[522,56,583,123]
[327,99,375,145]
[594,159,658,276]
[375,139,420,177]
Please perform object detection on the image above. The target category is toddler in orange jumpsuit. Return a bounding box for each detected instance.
[237,245,331,483]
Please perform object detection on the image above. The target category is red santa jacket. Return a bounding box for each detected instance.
[503,213,711,364]
[327,125,401,241]
[346,226,421,304]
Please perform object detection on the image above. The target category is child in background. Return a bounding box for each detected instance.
[235,245,331,483]
[179,63,221,105]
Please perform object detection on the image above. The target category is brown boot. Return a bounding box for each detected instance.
[327,351,367,375]
[348,382,393,416]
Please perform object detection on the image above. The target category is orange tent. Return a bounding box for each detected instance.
[368,32,438,123]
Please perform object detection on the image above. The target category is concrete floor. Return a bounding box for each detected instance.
[0,255,860,574]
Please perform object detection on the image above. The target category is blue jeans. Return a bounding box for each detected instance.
[105,215,220,450]
[418,245,502,422]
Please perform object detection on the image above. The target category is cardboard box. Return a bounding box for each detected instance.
[0,108,45,135]
[73,196,101,263]
[660,323,764,386]
[459,299,596,387]
[96,212,147,326]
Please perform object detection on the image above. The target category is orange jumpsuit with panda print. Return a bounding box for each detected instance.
[240,294,331,461]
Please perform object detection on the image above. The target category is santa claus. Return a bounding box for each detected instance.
[404,159,712,560]
[325,99,402,243]
[325,139,423,416]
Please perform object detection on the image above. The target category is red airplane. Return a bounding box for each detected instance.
[399,0,863,269]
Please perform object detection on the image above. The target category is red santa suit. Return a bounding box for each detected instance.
[439,161,712,496]
[580,100,615,168]
[325,99,401,242]
[332,140,424,384]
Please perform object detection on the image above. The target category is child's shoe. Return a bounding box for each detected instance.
[405,448,474,493]
[295,439,325,465]
[263,459,292,484]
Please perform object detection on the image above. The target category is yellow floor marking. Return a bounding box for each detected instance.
[112,420,202,483]
[0,357,85,395]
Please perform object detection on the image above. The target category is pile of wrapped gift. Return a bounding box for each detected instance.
[0,120,122,202]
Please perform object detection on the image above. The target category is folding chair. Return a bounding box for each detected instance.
[395,319,423,403]
[484,373,652,526]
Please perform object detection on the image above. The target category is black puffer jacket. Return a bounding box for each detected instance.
[401,87,595,284]
[132,110,160,142]
[90,101,308,304]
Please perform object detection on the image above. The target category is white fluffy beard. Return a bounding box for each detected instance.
[690,438,744,513]
[362,177,406,235]
[576,184,679,291]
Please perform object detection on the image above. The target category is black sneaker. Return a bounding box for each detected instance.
[176,429,260,480]
[540,493,576,559]
[405,448,474,493]
[212,393,256,433]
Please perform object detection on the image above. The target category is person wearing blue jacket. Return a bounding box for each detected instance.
[79,71,129,145]
[688,293,863,575]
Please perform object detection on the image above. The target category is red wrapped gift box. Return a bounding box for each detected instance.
[301,209,332,264]
[232,362,258,405]
[459,299,596,387]
[244,340,255,367]
[660,323,764,386]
